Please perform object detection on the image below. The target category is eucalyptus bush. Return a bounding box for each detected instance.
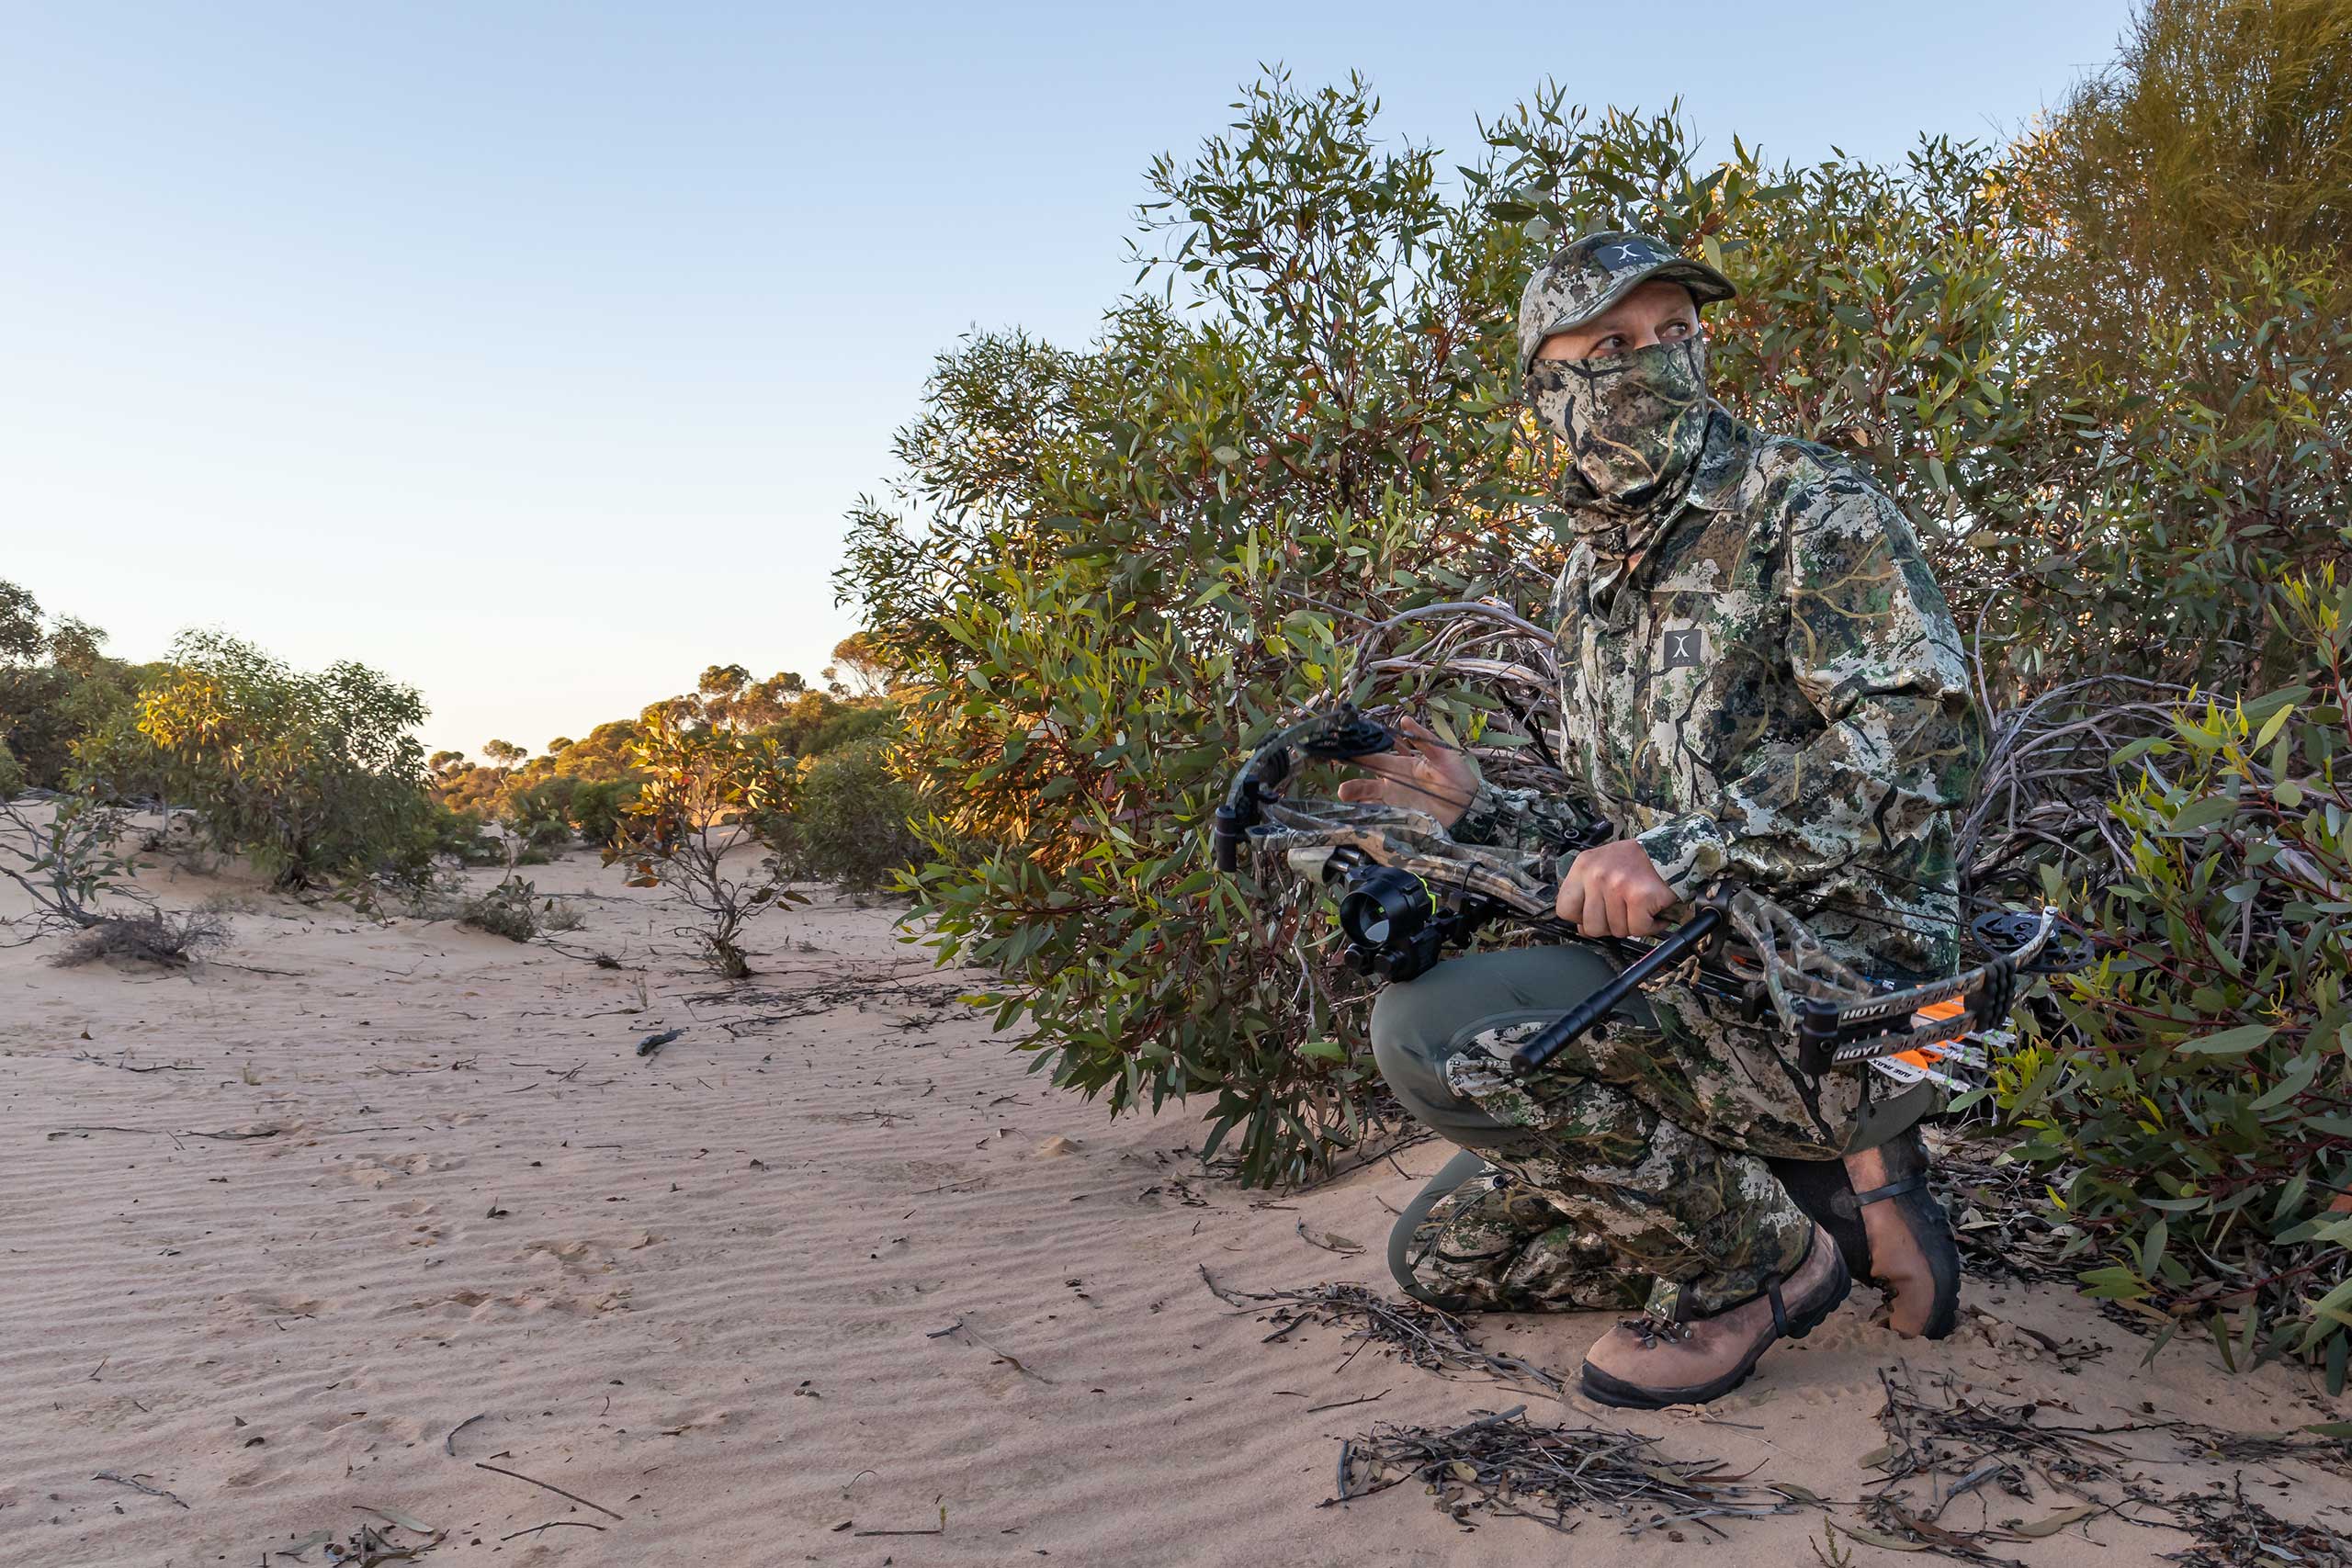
[132,631,435,889]
[846,17,2351,1376]
[1998,565,2352,1383]
[777,737,922,893]
[840,78,2062,1183]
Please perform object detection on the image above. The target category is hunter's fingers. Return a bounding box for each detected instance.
[1389,716,1460,761]
[1623,892,1658,939]
[1350,752,1419,782]
[1597,878,1631,939]
[1555,863,1588,927]
[1335,777,1383,803]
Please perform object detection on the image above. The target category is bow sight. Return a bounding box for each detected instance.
[1212,706,1537,983]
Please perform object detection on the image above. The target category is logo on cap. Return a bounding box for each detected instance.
[1597,239,1668,270]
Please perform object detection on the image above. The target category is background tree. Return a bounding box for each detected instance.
[824,632,894,698]
[0,583,44,663]
[0,583,140,792]
[134,631,434,888]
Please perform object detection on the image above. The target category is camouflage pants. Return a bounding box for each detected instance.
[1371,944,1833,1319]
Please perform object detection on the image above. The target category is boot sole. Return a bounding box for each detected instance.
[1577,1259,1853,1410]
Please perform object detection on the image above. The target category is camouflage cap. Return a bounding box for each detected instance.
[1517,231,1736,373]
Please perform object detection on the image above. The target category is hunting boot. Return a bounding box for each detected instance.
[1577,1224,1849,1409]
[1763,1128,1960,1339]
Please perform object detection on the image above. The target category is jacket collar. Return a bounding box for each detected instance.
[1682,406,1758,514]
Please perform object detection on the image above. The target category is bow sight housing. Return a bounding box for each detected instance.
[1210,706,1507,982]
[1326,858,1486,983]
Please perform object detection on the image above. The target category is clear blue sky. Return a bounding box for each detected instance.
[1,1,2135,758]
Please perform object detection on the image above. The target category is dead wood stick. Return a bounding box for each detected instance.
[473,1461,626,1521]
[1306,1390,1391,1414]
[500,1521,606,1540]
[93,1472,188,1508]
[444,1412,488,1456]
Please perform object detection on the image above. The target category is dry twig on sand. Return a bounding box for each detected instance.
[1855,1365,2352,1567]
[2162,1472,2352,1568]
[471,1461,626,1521]
[695,973,978,1036]
[51,908,230,968]
[1200,1268,1563,1397]
[92,1471,187,1508]
[1329,1404,1805,1538]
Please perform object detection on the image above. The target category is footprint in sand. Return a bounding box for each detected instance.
[341,1153,460,1188]
[220,1290,329,1325]
[401,1284,632,1321]
[517,1237,616,1272]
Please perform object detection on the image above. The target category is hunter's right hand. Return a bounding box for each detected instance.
[1334,717,1480,829]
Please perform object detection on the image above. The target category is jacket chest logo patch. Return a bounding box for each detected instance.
[1661,626,1704,671]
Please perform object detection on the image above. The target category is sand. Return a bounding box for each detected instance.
[3,827,2348,1567]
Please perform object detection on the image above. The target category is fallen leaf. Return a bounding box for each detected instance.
[357,1505,439,1534]
[2011,1504,2101,1538]
[1839,1527,1930,1551]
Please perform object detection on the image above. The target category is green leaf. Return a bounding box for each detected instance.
[2175,1022,2275,1055]
[2167,795,2239,833]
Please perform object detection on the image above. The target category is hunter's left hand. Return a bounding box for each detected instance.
[1556,840,1678,939]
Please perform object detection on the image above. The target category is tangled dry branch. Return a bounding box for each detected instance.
[1330,1403,1809,1539]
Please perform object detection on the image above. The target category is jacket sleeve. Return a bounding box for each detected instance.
[1450,778,1597,864]
[1630,470,1984,898]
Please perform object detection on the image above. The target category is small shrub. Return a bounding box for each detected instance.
[52,908,231,968]
[778,738,922,892]
[504,778,580,850]
[566,779,638,850]
[607,705,805,978]
[459,878,540,943]
[0,789,145,942]
[421,803,505,868]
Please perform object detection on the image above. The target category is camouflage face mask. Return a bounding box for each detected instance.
[1526,336,1710,537]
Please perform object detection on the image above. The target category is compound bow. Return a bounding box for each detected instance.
[1214,703,2089,1087]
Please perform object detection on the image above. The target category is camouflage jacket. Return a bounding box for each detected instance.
[1454,407,1984,976]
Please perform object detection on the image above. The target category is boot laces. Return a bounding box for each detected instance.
[1618,1313,1692,1347]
